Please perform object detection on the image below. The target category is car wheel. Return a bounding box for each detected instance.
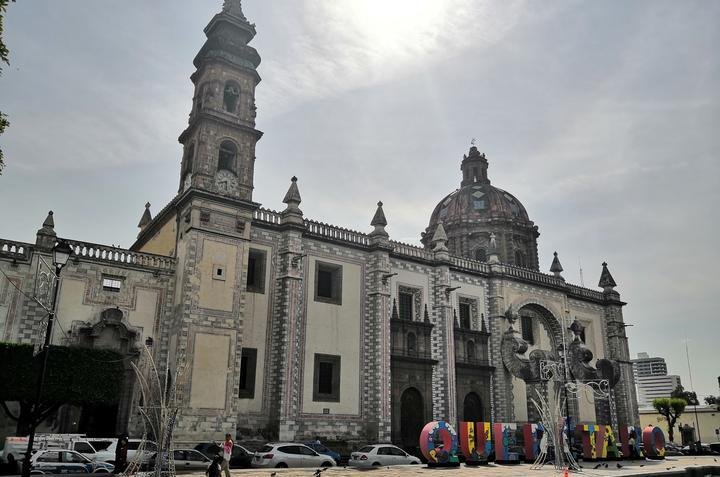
[275,462,288,468]
[94,470,109,473]
[321,461,332,467]
[372,462,381,466]
[410,461,419,465]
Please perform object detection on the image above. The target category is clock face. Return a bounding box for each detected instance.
[183,173,192,191]
[215,170,238,194]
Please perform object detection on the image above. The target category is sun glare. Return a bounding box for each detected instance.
[345,0,450,49]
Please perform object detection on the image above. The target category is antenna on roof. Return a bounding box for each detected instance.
[578,257,585,287]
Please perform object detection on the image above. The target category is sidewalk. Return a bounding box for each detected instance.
[214,456,719,477]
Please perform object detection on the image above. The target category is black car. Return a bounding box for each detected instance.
[194,443,253,469]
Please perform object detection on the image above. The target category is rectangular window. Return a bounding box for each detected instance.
[313,354,340,402]
[521,315,534,344]
[246,249,266,294]
[459,302,472,329]
[238,348,257,399]
[398,292,413,321]
[314,261,342,305]
[102,277,123,292]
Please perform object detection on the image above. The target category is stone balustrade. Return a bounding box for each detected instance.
[390,240,433,261]
[253,207,282,225]
[304,219,370,246]
[65,239,176,272]
[449,255,490,274]
[0,239,31,261]
[251,209,606,301]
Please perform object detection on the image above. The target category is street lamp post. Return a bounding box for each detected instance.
[21,240,73,477]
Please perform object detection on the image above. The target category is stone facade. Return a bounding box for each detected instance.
[0,0,639,448]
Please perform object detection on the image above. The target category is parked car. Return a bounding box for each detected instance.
[194,442,253,468]
[349,444,421,468]
[147,449,211,471]
[30,449,114,474]
[94,439,157,464]
[252,443,336,468]
[304,442,341,465]
[681,443,720,455]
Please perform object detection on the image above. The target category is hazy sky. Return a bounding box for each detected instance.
[1,1,718,400]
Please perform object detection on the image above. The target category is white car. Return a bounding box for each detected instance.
[349,444,421,468]
[30,449,114,474]
[252,443,337,468]
[93,439,157,464]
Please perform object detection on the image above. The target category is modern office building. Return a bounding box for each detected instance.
[632,352,682,407]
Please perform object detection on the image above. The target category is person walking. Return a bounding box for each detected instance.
[220,434,233,477]
[114,435,129,474]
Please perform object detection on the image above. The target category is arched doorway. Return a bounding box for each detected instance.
[400,387,424,448]
[463,392,483,422]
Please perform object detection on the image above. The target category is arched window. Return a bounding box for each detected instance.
[475,248,486,262]
[224,82,240,113]
[407,332,417,355]
[466,340,476,362]
[218,141,237,173]
[515,250,526,268]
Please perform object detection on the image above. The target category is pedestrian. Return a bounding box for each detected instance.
[628,431,638,459]
[220,433,233,477]
[206,453,223,477]
[114,435,129,474]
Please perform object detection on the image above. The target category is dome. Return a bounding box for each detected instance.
[422,146,539,270]
[428,183,530,227]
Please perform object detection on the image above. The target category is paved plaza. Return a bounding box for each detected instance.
[213,457,720,477]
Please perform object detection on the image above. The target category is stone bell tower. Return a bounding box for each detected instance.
[178,0,263,201]
[168,0,263,442]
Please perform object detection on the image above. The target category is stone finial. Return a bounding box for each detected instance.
[391,299,399,320]
[423,304,430,323]
[550,251,564,279]
[137,202,152,229]
[281,176,304,227]
[453,309,460,328]
[222,0,247,20]
[369,201,389,240]
[36,210,57,250]
[598,261,617,292]
[431,222,448,250]
[487,232,500,264]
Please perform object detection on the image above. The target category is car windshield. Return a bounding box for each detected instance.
[357,446,374,453]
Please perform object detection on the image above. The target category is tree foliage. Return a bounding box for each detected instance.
[652,397,687,443]
[0,342,125,435]
[0,0,16,175]
[671,384,699,406]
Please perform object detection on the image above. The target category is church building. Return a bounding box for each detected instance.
[0,1,639,447]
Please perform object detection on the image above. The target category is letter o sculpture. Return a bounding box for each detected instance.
[642,425,666,460]
[420,421,459,463]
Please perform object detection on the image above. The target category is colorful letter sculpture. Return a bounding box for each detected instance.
[458,421,491,465]
[522,423,543,462]
[577,424,608,460]
[642,425,666,460]
[493,423,520,463]
[420,421,460,467]
[604,426,622,459]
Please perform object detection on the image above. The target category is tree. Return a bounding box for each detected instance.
[0,0,16,175]
[671,384,699,406]
[652,397,687,443]
[705,395,717,405]
[0,342,125,435]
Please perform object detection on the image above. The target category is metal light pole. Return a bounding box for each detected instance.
[21,240,73,477]
[684,338,702,452]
